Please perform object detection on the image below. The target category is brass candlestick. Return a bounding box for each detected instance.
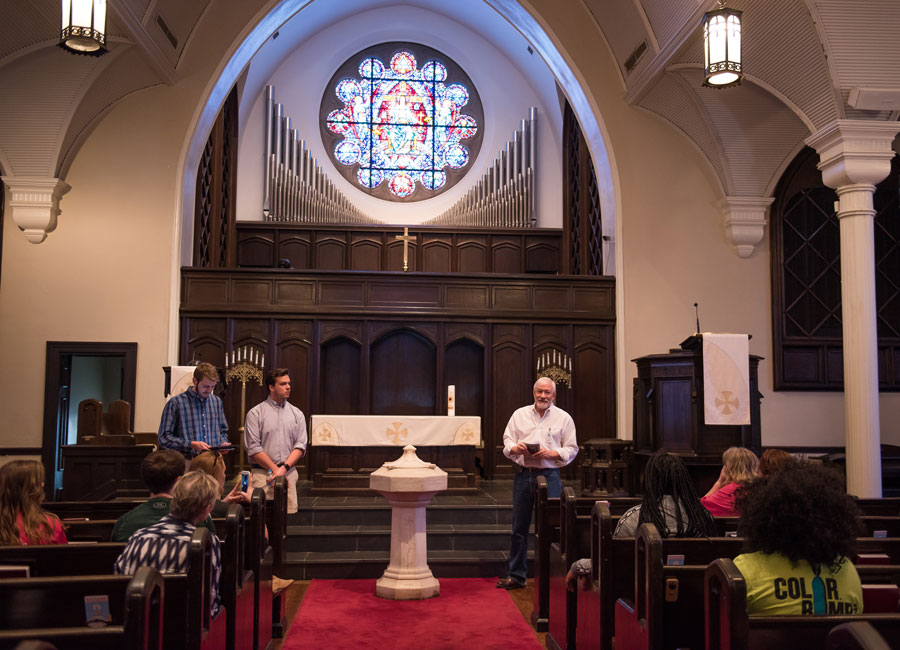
[225,346,264,471]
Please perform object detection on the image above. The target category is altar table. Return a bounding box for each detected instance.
[308,415,481,493]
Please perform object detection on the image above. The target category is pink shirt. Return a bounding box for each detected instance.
[16,512,68,545]
[701,481,741,517]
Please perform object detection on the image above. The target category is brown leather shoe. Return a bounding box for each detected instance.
[496,576,526,590]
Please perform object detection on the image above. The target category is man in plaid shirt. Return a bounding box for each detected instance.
[158,362,231,462]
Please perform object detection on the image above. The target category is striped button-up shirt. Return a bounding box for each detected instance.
[243,397,307,464]
[157,387,229,457]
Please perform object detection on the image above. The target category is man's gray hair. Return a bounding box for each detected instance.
[171,470,219,522]
[534,376,556,392]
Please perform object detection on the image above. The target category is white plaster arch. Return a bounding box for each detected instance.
[172,0,625,433]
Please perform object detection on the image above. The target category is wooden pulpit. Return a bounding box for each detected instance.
[631,336,762,491]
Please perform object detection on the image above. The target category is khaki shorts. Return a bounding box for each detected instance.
[250,467,298,514]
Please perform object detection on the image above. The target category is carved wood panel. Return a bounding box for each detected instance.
[350,234,382,271]
[422,236,452,273]
[370,330,437,415]
[320,336,362,415]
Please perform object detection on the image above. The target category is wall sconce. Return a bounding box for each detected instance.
[703,1,742,88]
[60,0,108,56]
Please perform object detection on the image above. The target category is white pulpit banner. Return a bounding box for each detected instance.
[311,415,481,446]
[168,366,197,398]
[702,333,750,425]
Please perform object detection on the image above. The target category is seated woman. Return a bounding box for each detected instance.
[701,446,758,516]
[190,451,250,517]
[567,451,716,589]
[758,448,794,478]
[734,462,864,615]
[0,460,67,545]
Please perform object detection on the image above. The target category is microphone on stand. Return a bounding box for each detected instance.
[694,302,701,334]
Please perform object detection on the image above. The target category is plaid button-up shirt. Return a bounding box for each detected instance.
[157,387,229,456]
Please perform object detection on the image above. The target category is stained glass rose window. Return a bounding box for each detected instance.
[320,43,483,202]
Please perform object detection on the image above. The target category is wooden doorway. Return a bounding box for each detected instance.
[42,342,137,498]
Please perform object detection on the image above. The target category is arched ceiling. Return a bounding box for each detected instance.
[1,0,898,207]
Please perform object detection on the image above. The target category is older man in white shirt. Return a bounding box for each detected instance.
[496,376,578,589]
[243,368,307,514]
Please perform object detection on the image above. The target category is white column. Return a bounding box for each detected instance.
[0,176,71,244]
[806,120,900,497]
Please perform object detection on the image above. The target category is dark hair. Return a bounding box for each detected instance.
[638,452,717,537]
[267,368,290,390]
[140,449,186,494]
[736,462,864,571]
[758,448,794,477]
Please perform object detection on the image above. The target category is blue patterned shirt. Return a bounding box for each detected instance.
[157,387,229,457]
[114,514,222,616]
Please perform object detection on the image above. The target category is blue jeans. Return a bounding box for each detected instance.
[508,466,561,582]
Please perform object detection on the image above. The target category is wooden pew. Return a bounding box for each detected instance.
[46,500,146,520]
[0,528,226,650]
[245,489,274,650]
[859,516,900,538]
[854,498,900,517]
[547,487,602,650]
[531,477,638,634]
[706,558,900,650]
[267,476,288,639]
[826,621,894,650]
[612,524,748,650]
[0,566,163,650]
[218,503,255,650]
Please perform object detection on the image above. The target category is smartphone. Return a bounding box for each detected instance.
[240,470,250,492]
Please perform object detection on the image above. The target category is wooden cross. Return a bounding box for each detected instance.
[394,227,415,272]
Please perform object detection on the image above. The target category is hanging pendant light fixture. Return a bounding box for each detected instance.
[60,0,108,56]
[703,1,742,88]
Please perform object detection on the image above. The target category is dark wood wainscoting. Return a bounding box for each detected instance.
[180,269,616,479]
[235,223,561,275]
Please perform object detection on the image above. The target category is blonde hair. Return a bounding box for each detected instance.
[171,471,219,522]
[0,460,60,545]
[722,447,759,485]
[190,451,226,496]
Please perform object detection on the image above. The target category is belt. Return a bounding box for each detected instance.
[514,464,557,474]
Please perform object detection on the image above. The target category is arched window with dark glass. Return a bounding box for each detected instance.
[771,146,900,390]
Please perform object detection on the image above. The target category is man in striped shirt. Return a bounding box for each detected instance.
[158,362,231,462]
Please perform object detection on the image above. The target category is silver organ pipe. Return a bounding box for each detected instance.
[263,85,378,224]
[426,108,537,228]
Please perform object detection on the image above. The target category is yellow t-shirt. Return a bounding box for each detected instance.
[733,551,862,616]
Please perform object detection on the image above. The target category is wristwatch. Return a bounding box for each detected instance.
[278,461,292,470]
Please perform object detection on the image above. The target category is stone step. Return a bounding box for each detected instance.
[282,549,533,580]
[294,503,513,528]
[285,523,522,553]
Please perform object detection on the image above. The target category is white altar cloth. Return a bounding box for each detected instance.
[311,415,481,446]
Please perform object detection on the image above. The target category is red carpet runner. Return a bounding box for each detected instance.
[282,578,543,649]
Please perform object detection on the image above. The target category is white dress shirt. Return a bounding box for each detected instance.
[502,403,578,468]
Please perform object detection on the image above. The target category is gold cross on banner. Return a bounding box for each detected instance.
[394,227,415,272]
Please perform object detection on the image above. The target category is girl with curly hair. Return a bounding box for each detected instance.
[701,446,758,516]
[0,460,67,545]
[733,462,864,615]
